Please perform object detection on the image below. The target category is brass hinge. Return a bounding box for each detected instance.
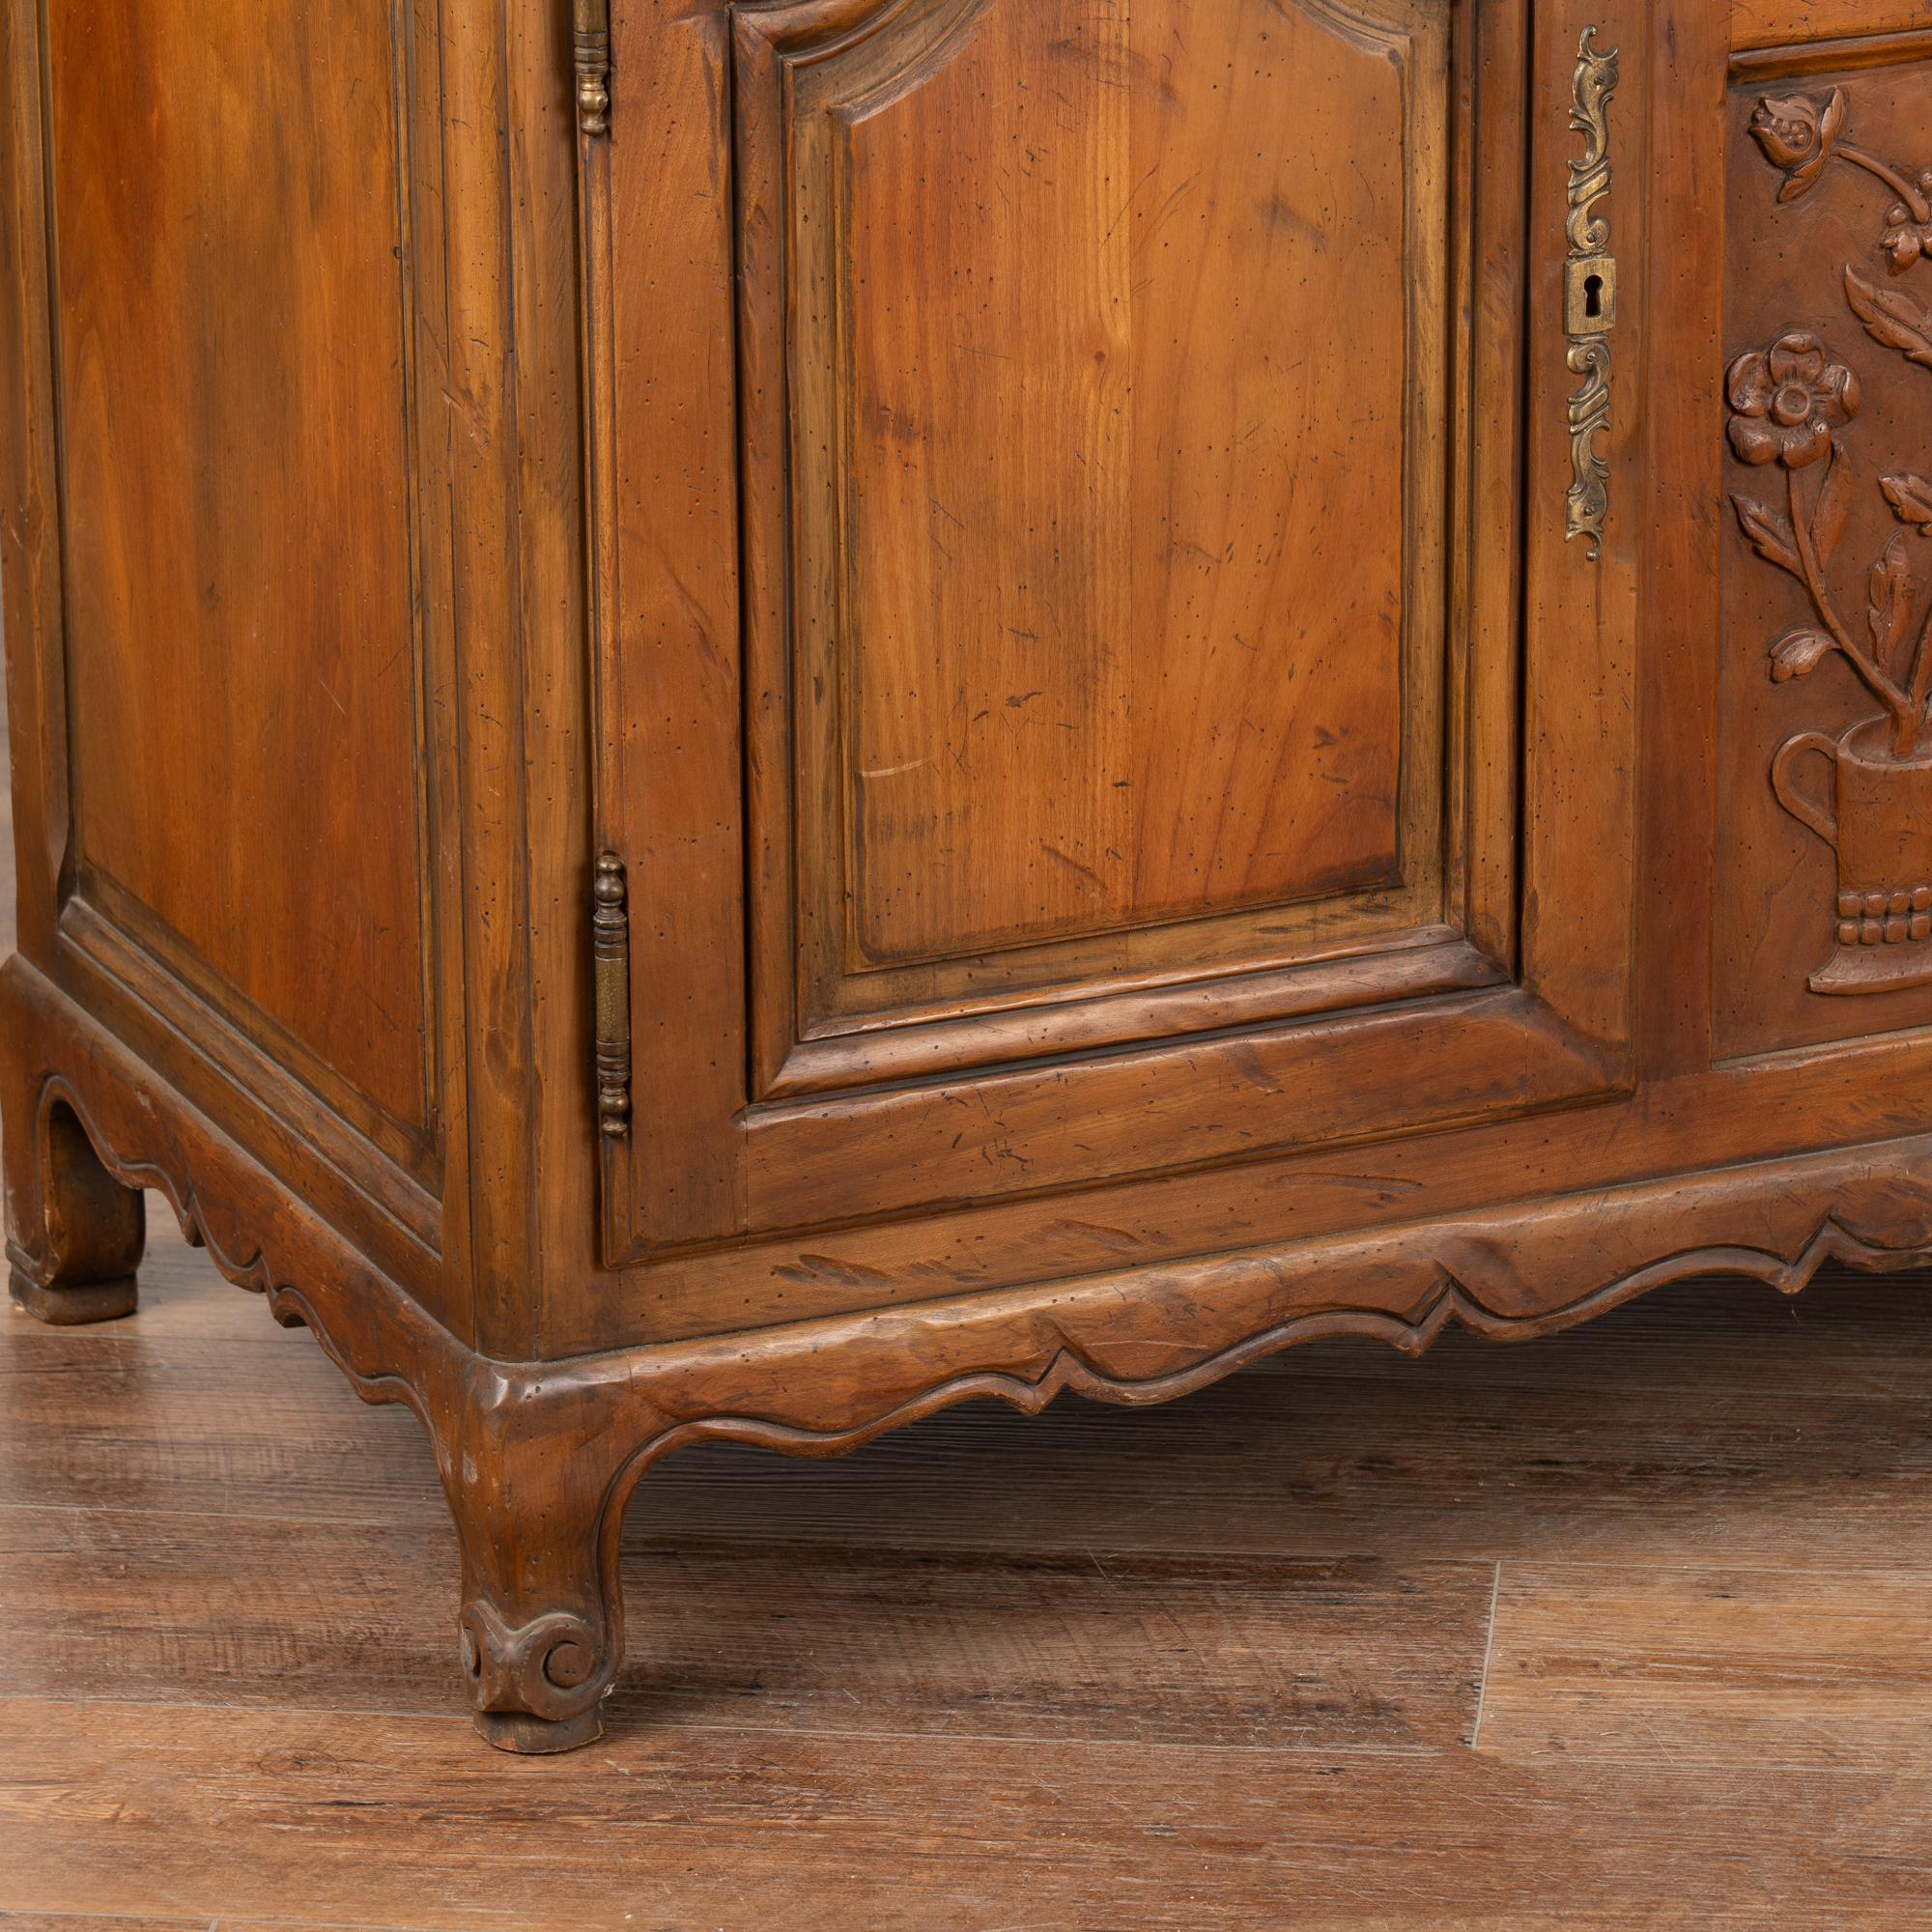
[591,853,632,1139]
[575,0,611,137]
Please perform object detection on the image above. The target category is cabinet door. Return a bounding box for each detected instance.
[586,0,1639,1259]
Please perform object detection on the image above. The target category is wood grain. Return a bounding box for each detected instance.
[0,1500,1494,1749]
[1480,1562,1932,1767]
[639,1337,1932,1570]
[0,1918,218,1932]
[16,933,1932,1753]
[1733,3,1932,54]
[44,0,432,1133]
[801,0,1434,967]
[0,1327,440,1523]
[7,1694,1932,1930]
[1640,0,1728,1077]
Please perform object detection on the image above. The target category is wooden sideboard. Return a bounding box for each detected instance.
[8,0,1932,1751]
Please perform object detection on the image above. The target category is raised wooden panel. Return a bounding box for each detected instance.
[740,0,1456,1077]
[1717,35,1932,1057]
[44,0,433,1137]
[818,0,1430,962]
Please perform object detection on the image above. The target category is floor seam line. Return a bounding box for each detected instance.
[1468,1557,1503,1750]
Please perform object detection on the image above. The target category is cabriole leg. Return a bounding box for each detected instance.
[440,1398,631,1753]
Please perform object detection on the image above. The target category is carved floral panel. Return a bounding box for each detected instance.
[1717,51,1932,1053]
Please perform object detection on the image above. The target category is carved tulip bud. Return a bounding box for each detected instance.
[1882,473,1932,533]
[1884,205,1927,270]
[1750,88,1847,201]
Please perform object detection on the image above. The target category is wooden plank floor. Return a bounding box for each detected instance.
[8,752,1932,1924]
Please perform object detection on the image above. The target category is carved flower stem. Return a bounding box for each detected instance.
[1900,604,1932,760]
[1840,144,1932,224]
[1786,462,1918,746]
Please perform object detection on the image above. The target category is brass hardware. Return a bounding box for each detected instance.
[575,0,611,137]
[591,853,631,1139]
[1565,27,1620,559]
[1566,254,1616,337]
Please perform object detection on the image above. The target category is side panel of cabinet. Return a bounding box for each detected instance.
[43,0,439,1163]
[591,0,1639,1266]
[0,0,559,1338]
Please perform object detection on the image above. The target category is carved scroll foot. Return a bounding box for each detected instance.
[3,1090,145,1328]
[462,1597,611,1752]
[440,1403,630,1754]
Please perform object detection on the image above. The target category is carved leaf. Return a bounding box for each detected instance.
[1846,268,1932,370]
[1731,494,1803,575]
[1769,628,1836,682]
[1883,472,1932,530]
[1870,533,1917,665]
[1812,440,1854,565]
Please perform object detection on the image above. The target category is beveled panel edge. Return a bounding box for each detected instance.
[796,868,1439,1040]
[53,897,441,1292]
[1447,0,1533,976]
[604,980,1626,1270]
[591,985,1626,1275]
[1731,12,1932,64]
[65,876,440,1188]
[604,979,1626,1267]
[761,931,1503,1099]
[1712,1015,1932,1074]
[1730,28,1932,81]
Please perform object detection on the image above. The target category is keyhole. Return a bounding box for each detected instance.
[1584,273,1604,320]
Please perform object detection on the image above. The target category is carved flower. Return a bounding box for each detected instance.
[1727,332,1861,469]
[1750,88,1847,201]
